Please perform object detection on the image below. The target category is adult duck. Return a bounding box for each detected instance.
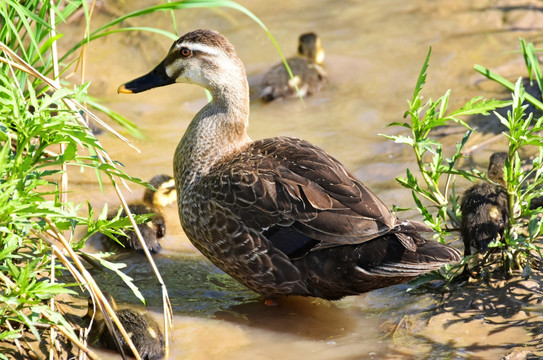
[118,29,460,300]
[260,32,327,101]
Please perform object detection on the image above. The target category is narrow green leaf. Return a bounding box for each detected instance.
[475,64,543,111]
[88,254,146,304]
[411,47,432,106]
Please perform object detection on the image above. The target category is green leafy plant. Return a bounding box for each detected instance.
[0,36,155,360]
[478,41,543,273]
[383,42,543,284]
[381,48,509,243]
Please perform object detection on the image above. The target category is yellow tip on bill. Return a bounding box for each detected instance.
[117,84,133,94]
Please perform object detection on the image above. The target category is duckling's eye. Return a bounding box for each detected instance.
[180,47,192,58]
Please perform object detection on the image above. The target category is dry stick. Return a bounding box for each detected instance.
[46,223,142,360]
[38,221,143,360]
[45,247,105,360]
[111,179,173,355]
[48,243,58,360]
[74,0,98,80]
[36,234,140,360]
[30,230,99,360]
[41,315,101,360]
[78,328,86,360]
[5,320,25,356]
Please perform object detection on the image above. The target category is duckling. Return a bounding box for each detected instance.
[86,293,164,360]
[461,152,509,256]
[109,174,176,253]
[260,32,327,102]
[118,29,461,300]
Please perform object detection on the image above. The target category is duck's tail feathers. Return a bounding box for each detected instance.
[295,234,461,299]
[362,239,461,277]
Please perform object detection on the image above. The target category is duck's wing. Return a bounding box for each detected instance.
[204,137,417,256]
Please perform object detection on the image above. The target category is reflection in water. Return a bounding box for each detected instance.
[65,0,543,358]
[88,253,385,359]
[88,253,258,316]
[215,298,357,340]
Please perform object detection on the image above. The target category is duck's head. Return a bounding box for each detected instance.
[143,174,177,208]
[487,152,508,187]
[118,29,246,96]
[298,32,325,65]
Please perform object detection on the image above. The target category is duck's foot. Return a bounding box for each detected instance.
[264,299,279,306]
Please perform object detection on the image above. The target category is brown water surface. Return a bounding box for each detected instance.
[61,0,543,358]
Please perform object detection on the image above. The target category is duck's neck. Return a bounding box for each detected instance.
[174,75,251,192]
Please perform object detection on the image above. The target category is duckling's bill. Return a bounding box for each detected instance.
[118,60,175,94]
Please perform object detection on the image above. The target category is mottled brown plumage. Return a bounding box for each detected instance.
[260,32,327,101]
[461,152,509,256]
[119,29,460,300]
[86,293,165,360]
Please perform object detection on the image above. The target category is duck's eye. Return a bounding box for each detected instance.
[180,47,192,57]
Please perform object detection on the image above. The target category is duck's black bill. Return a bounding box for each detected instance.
[118,60,175,94]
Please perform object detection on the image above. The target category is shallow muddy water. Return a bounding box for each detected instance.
[61,0,543,358]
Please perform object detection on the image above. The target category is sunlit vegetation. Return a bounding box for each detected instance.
[0,1,163,358]
[384,41,543,285]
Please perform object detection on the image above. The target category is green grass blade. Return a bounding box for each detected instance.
[411,47,432,106]
[5,0,50,65]
[521,38,543,98]
[474,64,543,111]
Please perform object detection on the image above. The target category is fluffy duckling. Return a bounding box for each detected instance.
[461,152,509,256]
[109,174,176,253]
[86,293,164,360]
[260,32,327,102]
[118,29,460,300]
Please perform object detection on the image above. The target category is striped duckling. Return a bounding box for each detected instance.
[260,32,327,102]
[109,174,176,253]
[86,293,165,360]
